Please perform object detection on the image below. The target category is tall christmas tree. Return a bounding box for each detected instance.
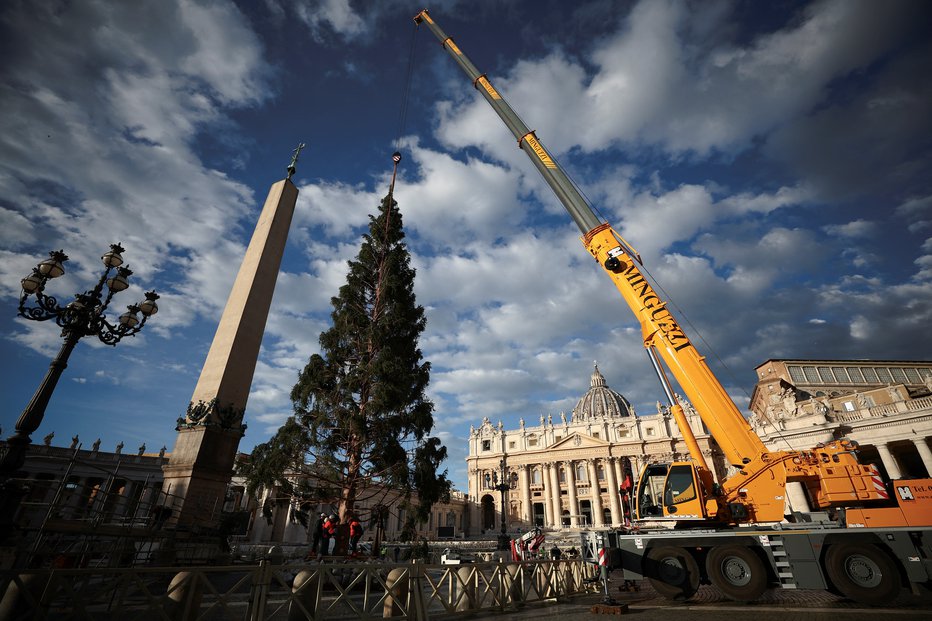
[240,174,450,540]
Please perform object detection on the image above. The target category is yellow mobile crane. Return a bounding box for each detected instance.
[415,9,932,604]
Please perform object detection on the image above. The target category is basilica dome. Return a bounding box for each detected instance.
[572,364,634,421]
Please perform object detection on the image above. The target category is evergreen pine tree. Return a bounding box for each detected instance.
[239,188,450,538]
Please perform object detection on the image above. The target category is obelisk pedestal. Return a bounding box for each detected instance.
[162,177,299,526]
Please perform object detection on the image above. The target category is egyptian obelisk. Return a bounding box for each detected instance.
[162,145,304,526]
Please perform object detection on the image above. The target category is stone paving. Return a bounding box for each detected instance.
[476,580,932,621]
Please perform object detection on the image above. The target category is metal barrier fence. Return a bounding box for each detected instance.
[0,558,597,620]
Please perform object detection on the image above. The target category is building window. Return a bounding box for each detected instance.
[817,366,833,382]
[555,436,562,442]
[905,368,922,383]
[876,368,893,383]
[846,367,865,383]
[532,468,542,485]
[843,401,855,411]
[788,366,806,383]
[891,368,908,383]
[831,367,849,382]
[803,366,820,382]
[528,437,538,447]
[508,441,516,449]
[482,440,490,451]
[598,466,605,481]
[646,428,655,437]
[862,367,879,383]
[592,431,600,439]
[576,464,586,481]
[618,429,629,438]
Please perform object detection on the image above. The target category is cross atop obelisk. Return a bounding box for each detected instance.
[163,147,304,526]
[286,142,306,180]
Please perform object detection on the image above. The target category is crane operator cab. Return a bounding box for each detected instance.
[635,463,706,521]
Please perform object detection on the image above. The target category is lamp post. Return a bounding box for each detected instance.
[485,457,518,551]
[0,244,158,518]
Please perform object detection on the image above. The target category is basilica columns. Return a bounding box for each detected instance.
[587,459,604,526]
[548,463,561,526]
[785,482,811,514]
[605,457,622,526]
[470,468,482,530]
[565,461,580,527]
[876,443,903,479]
[912,438,932,476]
[520,465,533,523]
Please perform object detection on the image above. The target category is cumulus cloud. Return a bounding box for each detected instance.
[292,0,369,41]
[823,220,877,239]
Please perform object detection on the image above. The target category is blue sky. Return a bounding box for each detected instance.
[2,0,931,492]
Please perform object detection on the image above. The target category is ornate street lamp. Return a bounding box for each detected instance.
[0,244,159,516]
[485,457,518,551]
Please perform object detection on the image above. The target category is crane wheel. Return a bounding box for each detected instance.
[824,543,901,606]
[643,546,699,600]
[705,545,767,602]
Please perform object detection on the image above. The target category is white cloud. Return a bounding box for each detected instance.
[823,220,877,238]
[896,195,932,220]
[293,0,368,41]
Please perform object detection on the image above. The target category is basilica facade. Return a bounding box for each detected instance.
[465,364,728,532]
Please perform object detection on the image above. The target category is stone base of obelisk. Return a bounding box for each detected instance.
[161,426,244,529]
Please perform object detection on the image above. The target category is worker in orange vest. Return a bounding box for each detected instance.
[348,515,364,557]
[316,513,338,560]
[325,514,338,554]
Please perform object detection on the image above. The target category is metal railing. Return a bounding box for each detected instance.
[0,558,597,620]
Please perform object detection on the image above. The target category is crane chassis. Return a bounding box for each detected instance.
[580,515,932,604]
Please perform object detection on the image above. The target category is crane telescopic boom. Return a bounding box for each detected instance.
[413,10,757,469]
[413,9,916,525]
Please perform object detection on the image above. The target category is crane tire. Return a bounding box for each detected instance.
[705,544,767,602]
[825,542,901,606]
[643,545,699,600]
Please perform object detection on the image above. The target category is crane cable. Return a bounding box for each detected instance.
[395,20,420,148]
[638,259,795,452]
[560,154,790,448]
[374,21,421,321]
[382,20,421,240]
[375,21,421,246]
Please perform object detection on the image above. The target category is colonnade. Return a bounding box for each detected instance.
[471,455,642,529]
[874,438,932,480]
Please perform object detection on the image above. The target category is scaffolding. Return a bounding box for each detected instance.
[3,444,250,571]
